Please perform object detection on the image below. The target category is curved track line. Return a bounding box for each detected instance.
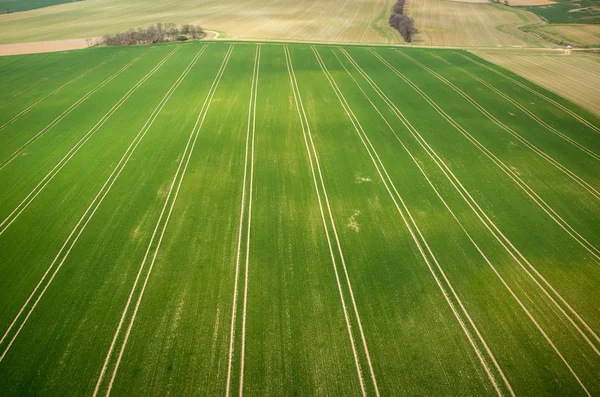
[432,53,599,161]
[340,48,600,357]
[284,46,368,397]
[0,46,183,364]
[337,48,594,396]
[457,53,600,134]
[94,45,231,397]
[398,50,600,201]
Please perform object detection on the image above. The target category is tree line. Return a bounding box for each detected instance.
[389,0,418,43]
[99,22,206,46]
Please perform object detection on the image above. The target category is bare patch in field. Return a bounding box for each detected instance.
[355,173,372,183]
[0,38,95,56]
[347,210,361,232]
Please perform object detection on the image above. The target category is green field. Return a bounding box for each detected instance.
[520,0,600,24]
[0,41,599,396]
[0,0,80,13]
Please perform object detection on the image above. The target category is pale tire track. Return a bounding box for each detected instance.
[93,45,232,397]
[318,46,510,397]
[370,51,600,351]
[398,50,600,201]
[336,48,595,396]
[0,46,184,363]
[0,48,175,235]
[284,46,368,397]
[457,53,600,134]
[225,44,260,397]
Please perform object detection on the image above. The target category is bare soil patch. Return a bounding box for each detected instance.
[508,0,556,5]
[0,38,91,56]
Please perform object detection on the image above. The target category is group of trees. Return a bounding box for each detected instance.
[100,22,205,46]
[489,0,510,5]
[389,0,418,42]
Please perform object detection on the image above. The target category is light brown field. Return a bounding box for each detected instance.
[0,0,402,45]
[0,38,94,56]
[532,24,600,47]
[474,49,600,116]
[507,0,556,5]
[405,0,549,47]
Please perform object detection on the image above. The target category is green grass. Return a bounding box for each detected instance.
[519,0,600,24]
[0,41,598,395]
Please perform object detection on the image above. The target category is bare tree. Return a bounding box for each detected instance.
[389,14,417,42]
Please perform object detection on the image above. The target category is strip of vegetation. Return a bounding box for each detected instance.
[388,0,417,42]
[99,22,205,46]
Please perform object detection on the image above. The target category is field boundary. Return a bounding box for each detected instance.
[397,50,600,199]
[359,49,600,358]
[431,53,600,160]
[458,52,600,133]
[338,47,596,395]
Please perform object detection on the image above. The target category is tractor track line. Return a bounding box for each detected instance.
[0,45,184,363]
[0,52,148,170]
[284,45,368,397]
[93,45,231,397]
[0,48,178,236]
[457,53,600,134]
[398,50,600,200]
[318,46,508,397]
[336,48,594,396]
[225,44,260,397]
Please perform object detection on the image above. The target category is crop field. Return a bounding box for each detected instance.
[0,0,76,13]
[474,49,600,115]
[0,0,400,45]
[526,23,600,46]
[405,0,548,47]
[0,41,599,396]
[519,0,600,24]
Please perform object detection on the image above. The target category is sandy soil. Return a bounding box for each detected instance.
[450,0,488,3]
[508,0,556,5]
[0,38,93,56]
